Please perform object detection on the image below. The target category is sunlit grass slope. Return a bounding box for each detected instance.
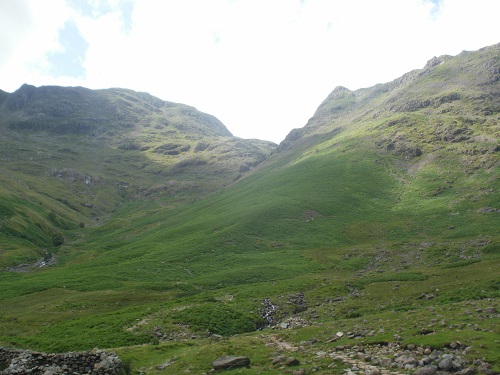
[0,132,400,349]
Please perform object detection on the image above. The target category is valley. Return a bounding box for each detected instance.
[0,43,498,374]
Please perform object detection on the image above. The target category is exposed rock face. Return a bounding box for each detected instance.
[212,356,250,370]
[0,348,122,375]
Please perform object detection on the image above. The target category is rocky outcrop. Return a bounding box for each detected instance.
[260,292,308,327]
[0,348,122,375]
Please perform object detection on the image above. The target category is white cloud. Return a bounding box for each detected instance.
[0,0,33,65]
[1,0,499,143]
[0,0,72,89]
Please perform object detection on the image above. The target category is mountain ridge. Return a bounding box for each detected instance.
[276,42,499,153]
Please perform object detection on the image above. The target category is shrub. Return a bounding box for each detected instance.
[51,233,64,247]
[171,303,261,336]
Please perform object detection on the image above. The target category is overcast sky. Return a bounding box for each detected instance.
[1,0,499,143]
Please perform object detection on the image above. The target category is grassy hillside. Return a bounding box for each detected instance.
[0,44,498,374]
[0,86,275,269]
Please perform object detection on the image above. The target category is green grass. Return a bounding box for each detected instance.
[1,128,497,359]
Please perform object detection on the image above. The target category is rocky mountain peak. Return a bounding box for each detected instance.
[5,83,37,110]
[423,54,452,70]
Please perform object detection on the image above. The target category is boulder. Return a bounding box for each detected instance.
[404,356,417,366]
[420,328,434,335]
[212,356,250,370]
[285,357,300,366]
[438,357,454,371]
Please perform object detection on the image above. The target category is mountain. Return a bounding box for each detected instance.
[0,44,498,374]
[0,85,275,267]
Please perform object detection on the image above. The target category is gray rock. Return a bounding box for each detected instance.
[478,363,493,375]
[404,356,417,366]
[420,357,433,365]
[414,367,437,375]
[272,355,286,365]
[285,357,300,366]
[463,346,473,354]
[438,357,454,370]
[483,307,497,314]
[43,366,63,375]
[212,356,250,370]
[156,359,171,370]
[395,355,407,364]
[379,357,393,367]
[292,369,306,375]
[459,368,476,375]
[420,328,434,335]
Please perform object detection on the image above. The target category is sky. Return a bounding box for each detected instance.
[1,0,499,143]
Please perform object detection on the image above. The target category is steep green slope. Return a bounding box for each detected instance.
[275,43,499,245]
[0,44,498,373]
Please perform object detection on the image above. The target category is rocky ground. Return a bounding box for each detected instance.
[263,336,496,375]
[252,295,499,375]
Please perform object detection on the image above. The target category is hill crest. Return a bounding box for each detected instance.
[1,84,232,138]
